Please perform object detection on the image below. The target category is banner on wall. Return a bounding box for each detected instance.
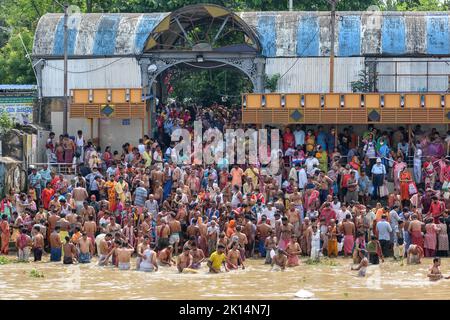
[0,96,34,125]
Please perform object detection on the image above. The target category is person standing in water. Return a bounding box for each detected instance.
[63,236,78,264]
[207,244,228,273]
[177,246,193,273]
[140,243,158,272]
[351,249,369,277]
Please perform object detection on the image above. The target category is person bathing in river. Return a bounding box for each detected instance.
[427,257,448,281]
[207,244,228,273]
[286,235,301,267]
[407,244,424,265]
[271,248,287,271]
[158,245,175,266]
[189,242,205,269]
[177,246,193,273]
[351,249,369,277]
[226,241,245,270]
[63,236,77,264]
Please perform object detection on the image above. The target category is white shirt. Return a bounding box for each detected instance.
[138,144,146,154]
[75,135,84,147]
[331,201,341,211]
[262,207,276,226]
[294,130,305,147]
[297,168,308,189]
[305,157,319,176]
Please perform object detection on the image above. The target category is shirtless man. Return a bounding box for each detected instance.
[177,246,193,273]
[190,242,205,269]
[340,214,356,257]
[227,242,245,270]
[156,220,170,251]
[83,215,97,248]
[78,232,94,263]
[48,210,60,233]
[286,204,301,237]
[50,226,62,262]
[186,219,199,241]
[286,235,301,267]
[231,225,248,261]
[80,201,95,223]
[106,241,135,270]
[408,214,424,249]
[278,217,293,251]
[63,236,77,264]
[168,213,181,255]
[427,257,446,281]
[299,217,312,256]
[32,226,44,262]
[136,235,150,270]
[351,249,369,277]
[264,230,277,264]
[158,245,175,266]
[98,233,113,266]
[407,244,424,265]
[271,249,287,271]
[256,215,272,258]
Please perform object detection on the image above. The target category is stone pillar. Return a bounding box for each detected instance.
[255,57,266,93]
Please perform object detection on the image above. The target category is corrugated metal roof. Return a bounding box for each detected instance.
[33,11,450,58]
[0,85,37,90]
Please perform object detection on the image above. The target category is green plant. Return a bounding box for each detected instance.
[264,73,280,93]
[29,268,44,278]
[0,110,13,133]
[305,257,338,266]
[350,69,377,93]
[0,256,12,264]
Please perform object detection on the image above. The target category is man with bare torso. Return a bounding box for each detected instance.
[78,232,94,263]
[278,217,293,251]
[32,226,44,261]
[340,214,356,257]
[63,236,77,264]
[158,245,175,266]
[177,246,193,273]
[271,249,287,271]
[286,204,301,237]
[256,215,271,255]
[227,241,245,270]
[106,241,135,270]
[83,215,97,247]
[156,220,171,251]
[189,242,205,269]
[80,201,95,223]
[50,226,62,262]
[168,213,181,255]
[98,233,112,266]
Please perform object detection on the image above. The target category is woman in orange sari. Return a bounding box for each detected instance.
[104,176,117,212]
[399,166,413,208]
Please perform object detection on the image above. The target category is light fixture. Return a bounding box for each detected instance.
[196,55,204,63]
[147,64,157,73]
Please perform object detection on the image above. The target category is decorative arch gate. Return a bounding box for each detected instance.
[138,4,265,117]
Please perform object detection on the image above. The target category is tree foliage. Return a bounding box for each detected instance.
[168,66,252,105]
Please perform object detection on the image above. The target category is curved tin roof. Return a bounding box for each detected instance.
[33,11,450,58]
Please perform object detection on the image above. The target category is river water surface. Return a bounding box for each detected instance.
[0,256,448,300]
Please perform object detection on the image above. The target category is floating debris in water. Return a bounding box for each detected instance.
[294,289,314,299]
[29,269,44,278]
[344,292,349,297]
[305,257,338,266]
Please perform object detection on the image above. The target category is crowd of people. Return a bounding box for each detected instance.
[0,103,450,278]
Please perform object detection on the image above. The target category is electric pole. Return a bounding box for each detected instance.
[63,2,68,135]
[328,0,338,93]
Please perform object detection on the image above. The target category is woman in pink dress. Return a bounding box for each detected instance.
[424,218,440,257]
[393,157,407,191]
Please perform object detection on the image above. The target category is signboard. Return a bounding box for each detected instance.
[0,96,33,125]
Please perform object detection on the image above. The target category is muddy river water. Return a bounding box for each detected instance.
[0,256,448,300]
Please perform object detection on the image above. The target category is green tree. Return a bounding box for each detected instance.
[0,110,14,133]
[0,29,35,84]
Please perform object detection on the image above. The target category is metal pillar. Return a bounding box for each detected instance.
[328,0,338,93]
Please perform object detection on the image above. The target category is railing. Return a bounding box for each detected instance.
[29,163,77,176]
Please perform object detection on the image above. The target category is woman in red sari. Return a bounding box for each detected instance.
[283,127,295,152]
[399,166,413,208]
